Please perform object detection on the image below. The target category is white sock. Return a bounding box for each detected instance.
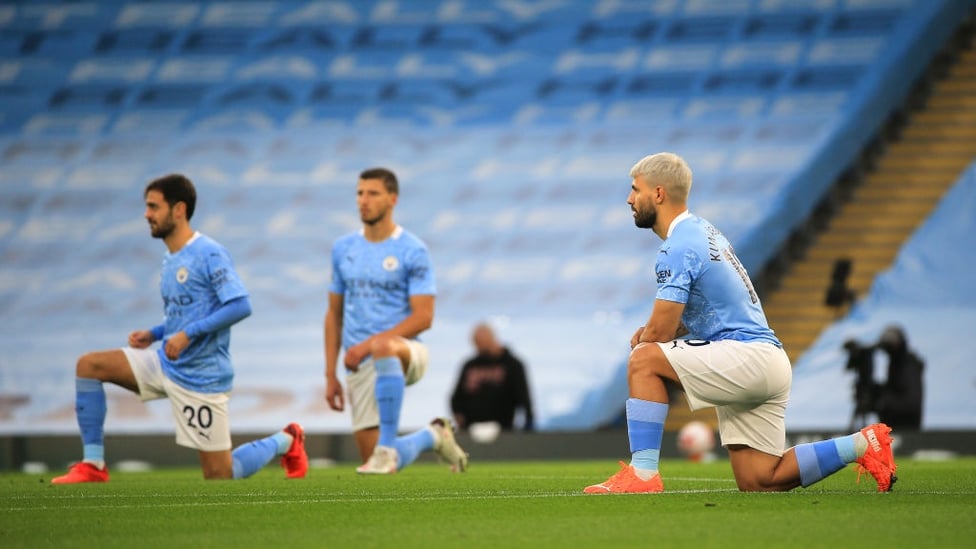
[632,466,658,481]
[427,425,442,450]
[853,432,868,458]
[83,458,106,470]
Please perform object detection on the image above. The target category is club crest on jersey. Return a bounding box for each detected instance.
[382,256,399,271]
[176,266,189,284]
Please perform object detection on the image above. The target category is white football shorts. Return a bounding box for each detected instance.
[123,346,232,452]
[346,338,428,432]
[657,339,793,457]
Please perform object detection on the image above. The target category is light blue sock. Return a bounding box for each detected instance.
[76,377,106,465]
[794,435,857,487]
[394,428,435,471]
[231,435,282,479]
[626,398,668,472]
[374,357,405,449]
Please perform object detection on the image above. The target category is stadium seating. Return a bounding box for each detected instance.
[0,0,972,435]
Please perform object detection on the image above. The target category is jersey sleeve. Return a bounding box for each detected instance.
[328,239,346,295]
[655,246,702,305]
[206,247,249,304]
[406,243,436,296]
[183,296,252,338]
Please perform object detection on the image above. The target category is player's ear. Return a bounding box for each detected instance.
[655,186,666,204]
[173,200,187,220]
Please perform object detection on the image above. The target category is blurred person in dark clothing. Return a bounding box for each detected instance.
[876,326,924,430]
[451,323,534,432]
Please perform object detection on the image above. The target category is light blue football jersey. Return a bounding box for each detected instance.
[329,226,436,350]
[158,232,249,392]
[655,214,780,346]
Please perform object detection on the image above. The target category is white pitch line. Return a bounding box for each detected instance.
[5,488,749,511]
[492,475,738,483]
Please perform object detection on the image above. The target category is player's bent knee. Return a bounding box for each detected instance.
[734,474,791,492]
[199,450,233,480]
[202,468,233,480]
[734,477,762,492]
[76,352,105,379]
[368,335,402,358]
[734,472,768,492]
[626,349,664,379]
[626,358,649,381]
[200,460,233,480]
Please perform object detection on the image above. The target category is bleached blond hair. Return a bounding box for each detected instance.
[629,152,692,204]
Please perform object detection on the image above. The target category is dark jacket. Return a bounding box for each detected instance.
[450,347,534,431]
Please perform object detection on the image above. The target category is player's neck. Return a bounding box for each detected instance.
[362,217,396,242]
[164,225,195,253]
[653,205,688,240]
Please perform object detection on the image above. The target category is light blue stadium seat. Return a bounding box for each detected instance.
[769,91,849,117]
[681,0,752,17]
[111,2,201,29]
[718,40,805,69]
[680,95,767,120]
[154,56,236,84]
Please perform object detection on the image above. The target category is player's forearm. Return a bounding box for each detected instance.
[381,294,434,340]
[324,311,341,378]
[638,316,683,343]
[640,300,685,343]
[325,348,340,378]
[638,323,676,343]
[383,309,433,340]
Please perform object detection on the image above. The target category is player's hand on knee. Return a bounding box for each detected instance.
[128,330,154,349]
[164,331,190,360]
[344,341,369,369]
[630,326,645,349]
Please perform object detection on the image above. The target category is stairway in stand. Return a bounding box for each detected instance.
[665,27,976,433]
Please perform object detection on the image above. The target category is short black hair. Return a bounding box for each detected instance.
[145,174,197,220]
[359,167,398,195]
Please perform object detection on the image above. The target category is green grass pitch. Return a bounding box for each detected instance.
[4,458,975,548]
